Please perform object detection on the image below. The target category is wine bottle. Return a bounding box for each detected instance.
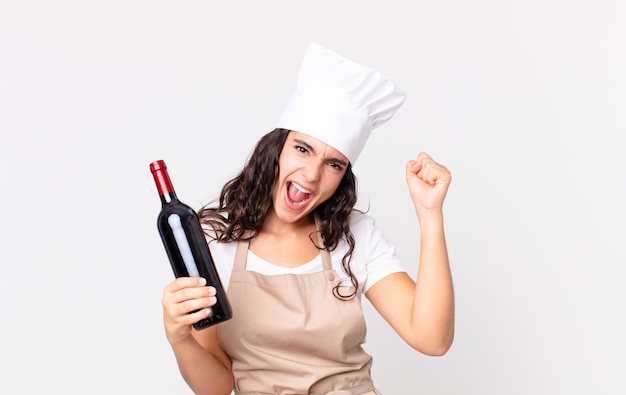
[150,159,232,330]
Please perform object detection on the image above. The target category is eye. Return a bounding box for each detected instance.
[329,161,345,171]
[295,145,308,154]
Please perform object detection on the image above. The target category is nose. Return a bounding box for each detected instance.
[302,160,322,182]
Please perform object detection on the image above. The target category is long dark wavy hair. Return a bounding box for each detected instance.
[198,128,360,300]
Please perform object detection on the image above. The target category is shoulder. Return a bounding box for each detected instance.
[347,211,389,247]
[345,211,393,256]
[344,211,406,292]
[347,211,377,237]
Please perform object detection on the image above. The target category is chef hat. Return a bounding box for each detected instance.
[276,42,406,164]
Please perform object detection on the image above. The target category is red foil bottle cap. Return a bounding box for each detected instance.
[150,159,166,173]
[150,160,174,194]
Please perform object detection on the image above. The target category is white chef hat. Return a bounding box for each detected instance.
[276,42,406,164]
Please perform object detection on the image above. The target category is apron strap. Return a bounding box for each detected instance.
[233,238,250,271]
[314,215,333,272]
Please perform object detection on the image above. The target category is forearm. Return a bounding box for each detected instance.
[170,335,234,395]
[411,212,455,355]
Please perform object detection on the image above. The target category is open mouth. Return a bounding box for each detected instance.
[286,181,312,205]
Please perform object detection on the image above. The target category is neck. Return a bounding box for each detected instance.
[262,209,316,236]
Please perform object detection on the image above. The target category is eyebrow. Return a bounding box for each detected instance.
[293,138,349,167]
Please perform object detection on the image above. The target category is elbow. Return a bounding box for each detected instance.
[420,337,453,356]
[409,329,454,357]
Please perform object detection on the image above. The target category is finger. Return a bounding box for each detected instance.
[408,152,434,174]
[178,295,217,316]
[418,160,451,186]
[165,285,215,307]
[163,289,217,319]
[406,160,421,177]
[164,276,207,293]
[416,152,432,162]
[189,308,213,325]
[163,278,210,301]
[166,306,212,328]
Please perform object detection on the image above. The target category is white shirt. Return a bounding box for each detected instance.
[207,212,406,296]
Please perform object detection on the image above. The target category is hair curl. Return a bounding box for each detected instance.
[198,128,359,300]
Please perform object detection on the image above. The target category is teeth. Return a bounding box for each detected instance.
[291,182,310,194]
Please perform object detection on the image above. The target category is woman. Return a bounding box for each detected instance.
[161,43,454,395]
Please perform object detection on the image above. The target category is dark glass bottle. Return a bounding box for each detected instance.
[150,159,232,330]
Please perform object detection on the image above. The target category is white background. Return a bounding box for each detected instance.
[1,1,625,394]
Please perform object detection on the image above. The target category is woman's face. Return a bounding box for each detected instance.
[270,131,349,225]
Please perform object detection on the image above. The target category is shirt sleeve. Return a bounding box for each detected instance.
[206,237,237,288]
[352,214,407,293]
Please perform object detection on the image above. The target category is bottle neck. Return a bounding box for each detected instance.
[150,160,179,206]
[159,191,178,205]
